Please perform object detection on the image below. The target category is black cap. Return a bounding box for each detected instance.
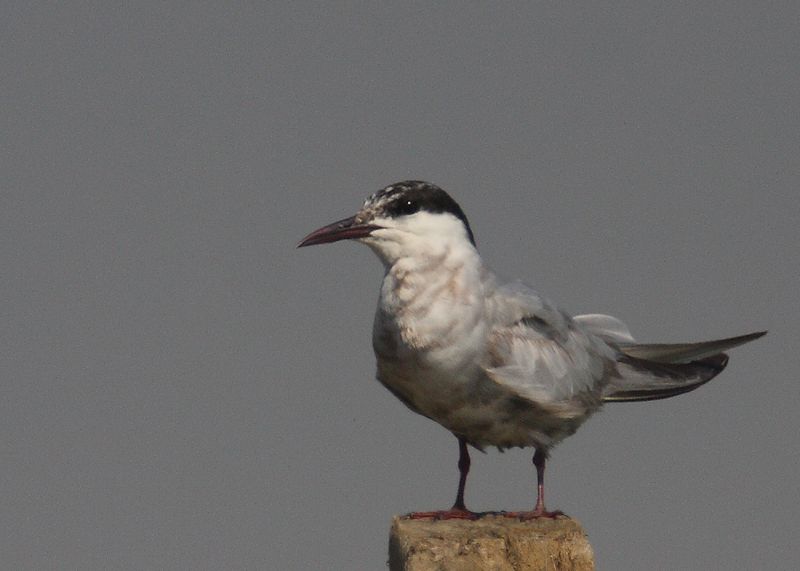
[365,181,475,246]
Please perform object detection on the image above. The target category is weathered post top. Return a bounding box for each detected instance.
[389,515,594,571]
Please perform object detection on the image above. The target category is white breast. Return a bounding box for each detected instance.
[371,246,490,418]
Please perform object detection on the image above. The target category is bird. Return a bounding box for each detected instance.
[297,180,765,519]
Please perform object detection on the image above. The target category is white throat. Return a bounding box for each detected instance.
[372,229,487,356]
[362,211,475,267]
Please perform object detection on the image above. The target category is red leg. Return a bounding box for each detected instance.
[453,437,470,511]
[406,438,479,520]
[502,448,564,520]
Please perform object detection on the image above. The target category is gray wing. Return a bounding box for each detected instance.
[573,313,635,344]
[485,282,767,405]
[602,331,766,401]
[483,283,616,406]
[574,314,765,364]
[618,331,766,363]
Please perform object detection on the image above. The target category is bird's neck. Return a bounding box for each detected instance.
[375,240,489,350]
[384,239,482,298]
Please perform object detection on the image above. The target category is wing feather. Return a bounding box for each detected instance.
[485,285,613,405]
[573,313,635,344]
[619,331,766,363]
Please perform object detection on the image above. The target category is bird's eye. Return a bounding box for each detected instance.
[393,199,420,217]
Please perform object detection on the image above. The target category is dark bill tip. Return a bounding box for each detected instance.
[297,215,380,248]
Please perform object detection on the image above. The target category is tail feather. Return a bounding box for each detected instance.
[602,331,765,403]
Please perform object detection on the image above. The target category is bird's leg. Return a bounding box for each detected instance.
[502,448,564,519]
[406,437,478,520]
[452,437,470,511]
[532,448,549,514]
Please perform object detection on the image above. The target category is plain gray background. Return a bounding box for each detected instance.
[2,2,797,569]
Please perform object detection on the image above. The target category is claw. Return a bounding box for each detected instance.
[404,508,480,521]
[499,508,566,520]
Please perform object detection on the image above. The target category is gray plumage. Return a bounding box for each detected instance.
[299,180,766,517]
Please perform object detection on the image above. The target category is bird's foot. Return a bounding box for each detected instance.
[404,507,480,521]
[497,508,566,520]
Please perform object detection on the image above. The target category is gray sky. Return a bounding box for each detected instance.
[2,2,798,569]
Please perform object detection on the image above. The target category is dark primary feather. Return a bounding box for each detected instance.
[602,331,766,402]
[603,353,729,402]
[619,331,766,364]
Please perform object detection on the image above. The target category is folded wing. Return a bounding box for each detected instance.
[484,290,615,407]
[602,331,766,402]
[487,284,766,405]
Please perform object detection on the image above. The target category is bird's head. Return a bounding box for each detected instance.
[298,181,476,265]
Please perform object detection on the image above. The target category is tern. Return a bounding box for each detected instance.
[298,180,765,519]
